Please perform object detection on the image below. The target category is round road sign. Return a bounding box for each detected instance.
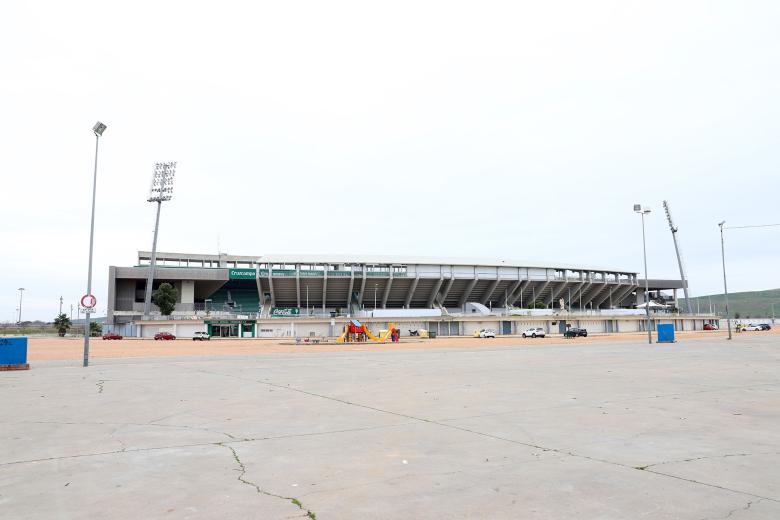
[81,294,97,309]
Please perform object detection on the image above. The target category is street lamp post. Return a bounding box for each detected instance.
[83,121,106,367]
[374,284,378,309]
[718,221,732,340]
[634,204,652,344]
[306,285,309,316]
[17,288,24,323]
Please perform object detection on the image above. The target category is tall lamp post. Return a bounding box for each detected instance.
[718,221,732,340]
[84,121,106,367]
[142,162,177,318]
[17,287,25,323]
[634,204,652,344]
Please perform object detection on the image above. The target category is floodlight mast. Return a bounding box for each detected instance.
[662,201,693,314]
[143,162,176,318]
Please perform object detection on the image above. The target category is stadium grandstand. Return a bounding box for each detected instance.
[106,251,714,338]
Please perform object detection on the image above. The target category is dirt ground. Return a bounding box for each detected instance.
[17,329,771,361]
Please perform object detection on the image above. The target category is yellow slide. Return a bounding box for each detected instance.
[365,322,396,343]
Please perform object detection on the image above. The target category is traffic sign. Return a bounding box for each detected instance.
[79,307,94,314]
[81,294,97,309]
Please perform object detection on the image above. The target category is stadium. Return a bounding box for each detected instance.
[107,250,710,339]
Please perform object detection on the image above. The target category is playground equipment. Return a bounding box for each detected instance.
[338,320,398,343]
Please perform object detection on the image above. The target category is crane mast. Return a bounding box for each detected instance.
[663,200,693,314]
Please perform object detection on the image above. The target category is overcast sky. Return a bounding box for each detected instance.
[2,1,779,321]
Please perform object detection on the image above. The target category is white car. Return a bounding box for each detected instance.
[479,329,496,338]
[744,324,763,331]
[192,331,211,341]
[522,327,545,338]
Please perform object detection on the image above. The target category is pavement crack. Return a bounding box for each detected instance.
[637,452,779,471]
[222,443,316,519]
[701,498,761,520]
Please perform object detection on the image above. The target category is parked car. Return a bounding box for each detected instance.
[192,331,210,341]
[744,324,763,331]
[102,332,123,340]
[759,324,772,330]
[479,329,496,338]
[565,327,588,338]
[154,332,176,340]
[703,323,718,330]
[521,327,545,338]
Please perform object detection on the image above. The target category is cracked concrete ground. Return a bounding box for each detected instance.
[1,335,779,519]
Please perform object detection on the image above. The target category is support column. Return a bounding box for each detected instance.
[404,276,420,308]
[296,267,301,309]
[322,269,328,312]
[427,277,444,308]
[381,272,394,308]
[346,272,355,309]
[505,279,523,306]
[480,279,501,306]
[439,276,456,307]
[458,277,479,307]
[357,271,367,307]
[267,271,276,308]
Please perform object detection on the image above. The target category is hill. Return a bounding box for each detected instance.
[681,288,780,319]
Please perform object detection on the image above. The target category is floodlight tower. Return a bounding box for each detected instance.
[143,162,176,318]
[662,201,693,314]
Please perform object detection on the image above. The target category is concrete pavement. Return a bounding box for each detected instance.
[1,335,779,518]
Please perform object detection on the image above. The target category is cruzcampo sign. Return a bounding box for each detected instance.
[271,307,300,317]
[229,268,256,280]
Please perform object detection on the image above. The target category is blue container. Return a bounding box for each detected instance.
[657,324,675,343]
[0,337,28,365]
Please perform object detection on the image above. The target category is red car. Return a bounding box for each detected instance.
[703,323,718,331]
[102,332,123,340]
[154,332,176,341]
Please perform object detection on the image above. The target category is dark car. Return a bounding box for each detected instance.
[565,327,588,338]
[102,332,123,340]
[759,324,772,330]
[154,332,176,341]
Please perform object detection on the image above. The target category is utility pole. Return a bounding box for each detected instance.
[718,221,732,340]
[143,162,177,318]
[663,201,693,314]
[59,296,63,315]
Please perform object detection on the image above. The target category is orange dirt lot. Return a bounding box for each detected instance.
[21,329,762,361]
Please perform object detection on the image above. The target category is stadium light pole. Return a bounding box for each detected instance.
[718,221,732,340]
[634,204,652,345]
[143,162,177,319]
[17,288,24,323]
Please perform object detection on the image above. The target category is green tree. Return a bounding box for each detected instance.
[152,282,178,316]
[734,312,741,320]
[90,321,102,336]
[53,313,72,337]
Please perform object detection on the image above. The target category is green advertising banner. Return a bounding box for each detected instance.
[271,307,300,317]
[229,268,256,280]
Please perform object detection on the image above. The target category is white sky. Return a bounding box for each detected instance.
[2,1,779,321]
